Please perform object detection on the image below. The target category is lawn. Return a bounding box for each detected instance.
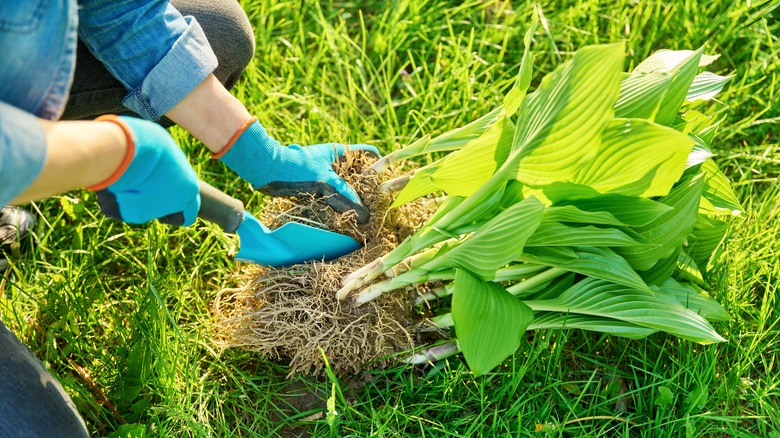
[1,0,779,436]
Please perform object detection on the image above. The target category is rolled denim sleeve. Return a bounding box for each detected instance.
[77,0,218,120]
[0,102,47,206]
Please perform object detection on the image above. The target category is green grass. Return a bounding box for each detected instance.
[2,0,779,436]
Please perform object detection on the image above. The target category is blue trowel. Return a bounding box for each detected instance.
[197,181,361,267]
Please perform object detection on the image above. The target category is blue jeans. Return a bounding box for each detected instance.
[0,0,253,434]
[0,0,78,121]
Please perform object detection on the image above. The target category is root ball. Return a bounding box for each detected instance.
[213,149,431,376]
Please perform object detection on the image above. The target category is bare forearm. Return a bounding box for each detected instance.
[11,119,128,204]
[165,74,252,153]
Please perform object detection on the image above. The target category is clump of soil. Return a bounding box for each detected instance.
[213,149,433,376]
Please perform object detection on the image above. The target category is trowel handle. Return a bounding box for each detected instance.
[197,181,245,233]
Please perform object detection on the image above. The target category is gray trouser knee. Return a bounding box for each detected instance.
[0,319,89,438]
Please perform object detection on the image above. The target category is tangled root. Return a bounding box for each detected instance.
[213,149,432,376]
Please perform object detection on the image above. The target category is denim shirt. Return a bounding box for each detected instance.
[0,0,218,205]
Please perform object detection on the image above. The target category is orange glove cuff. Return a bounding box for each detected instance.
[211,116,258,159]
[85,115,136,191]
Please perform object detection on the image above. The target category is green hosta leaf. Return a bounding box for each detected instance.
[430,116,514,197]
[392,165,440,207]
[634,49,711,73]
[699,159,743,216]
[616,48,704,126]
[510,43,625,183]
[392,107,503,163]
[614,70,670,120]
[617,174,705,271]
[526,221,642,247]
[676,250,705,285]
[687,214,729,270]
[544,205,628,227]
[499,179,526,209]
[392,114,516,205]
[520,271,576,300]
[424,197,545,279]
[520,246,650,292]
[388,105,505,203]
[529,312,657,339]
[542,183,673,227]
[678,110,713,135]
[697,53,720,67]
[687,136,714,168]
[444,180,512,233]
[452,269,533,376]
[424,106,503,154]
[522,246,578,263]
[697,120,721,146]
[679,110,723,147]
[686,72,732,102]
[503,18,537,116]
[527,278,725,343]
[574,118,693,197]
[637,247,681,286]
[635,49,703,126]
[657,278,730,321]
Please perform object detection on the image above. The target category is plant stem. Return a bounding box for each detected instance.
[370,135,431,173]
[430,164,513,233]
[424,268,568,327]
[506,267,567,296]
[341,128,519,300]
[370,154,393,173]
[493,263,548,282]
[404,341,460,364]
[337,227,453,299]
[415,263,547,304]
[385,241,449,277]
[430,313,454,328]
[416,284,454,305]
[380,173,413,193]
[354,270,455,305]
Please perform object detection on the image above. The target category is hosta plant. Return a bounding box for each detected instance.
[215,26,739,377]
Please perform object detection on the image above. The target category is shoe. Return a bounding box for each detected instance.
[0,206,36,273]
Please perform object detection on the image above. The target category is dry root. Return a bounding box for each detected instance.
[213,149,432,376]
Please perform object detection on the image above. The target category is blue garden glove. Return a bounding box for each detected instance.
[216,117,380,224]
[87,115,201,226]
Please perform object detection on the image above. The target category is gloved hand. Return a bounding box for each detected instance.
[87,115,200,226]
[215,118,379,224]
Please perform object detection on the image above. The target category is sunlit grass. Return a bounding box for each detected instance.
[1,0,778,435]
